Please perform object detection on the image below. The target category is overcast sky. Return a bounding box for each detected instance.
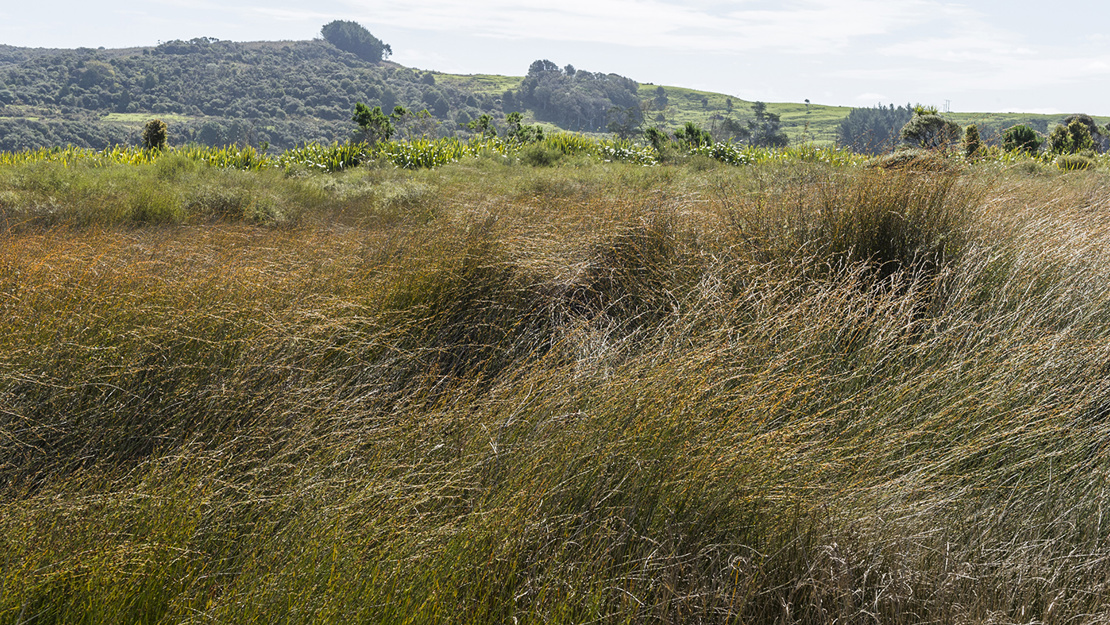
[3,1,1109,115]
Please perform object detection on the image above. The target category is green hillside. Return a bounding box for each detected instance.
[1,33,1107,152]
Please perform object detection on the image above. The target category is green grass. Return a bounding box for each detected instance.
[101,112,192,124]
[4,150,1110,623]
[638,84,856,145]
[635,83,1110,148]
[432,73,523,96]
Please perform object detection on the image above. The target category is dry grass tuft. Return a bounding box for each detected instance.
[3,158,1110,623]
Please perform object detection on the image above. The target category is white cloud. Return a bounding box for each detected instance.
[245,7,338,22]
[855,92,889,103]
[336,0,957,54]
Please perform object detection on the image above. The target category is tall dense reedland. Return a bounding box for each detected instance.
[3,146,1110,623]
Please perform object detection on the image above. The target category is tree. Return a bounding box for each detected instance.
[352,102,394,143]
[963,124,982,159]
[517,60,640,131]
[749,101,788,148]
[1002,124,1042,154]
[837,103,913,154]
[1048,118,1095,154]
[467,113,497,138]
[1062,114,1104,151]
[644,126,668,153]
[674,121,712,148]
[709,116,750,144]
[396,108,437,140]
[527,59,560,76]
[321,21,391,63]
[606,105,643,140]
[653,86,668,110]
[504,112,544,144]
[900,110,961,150]
[141,118,167,149]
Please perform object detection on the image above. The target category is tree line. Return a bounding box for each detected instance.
[1,21,1103,156]
[837,103,1108,158]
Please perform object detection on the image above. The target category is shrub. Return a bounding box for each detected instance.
[643,126,668,153]
[1002,124,1043,154]
[868,148,953,172]
[504,112,544,144]
[963,124,982,159]
[900,113,961,151]
[520,143,563,167]
[1056,153,1095,170]
[1063,113,1104,151]
[141,119,168,150]
[674,122,712,149]
[1048,119,1095,154]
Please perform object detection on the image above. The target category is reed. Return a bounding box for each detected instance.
[2,152,1110,624]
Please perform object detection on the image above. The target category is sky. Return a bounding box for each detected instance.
[3,0,1110,115]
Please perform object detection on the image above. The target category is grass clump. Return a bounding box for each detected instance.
[4,154,1110,624]
[1057,152,1096,171]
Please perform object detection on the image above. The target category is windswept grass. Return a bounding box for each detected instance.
[2,155,1110,623]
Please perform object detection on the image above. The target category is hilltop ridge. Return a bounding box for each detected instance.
[0,34,1102,152]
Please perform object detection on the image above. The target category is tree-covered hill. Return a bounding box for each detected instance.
[2,25,1107,153]
[0,34,516,151]
[0,28,640,152]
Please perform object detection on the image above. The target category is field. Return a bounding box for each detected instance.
[3,143,1110,624]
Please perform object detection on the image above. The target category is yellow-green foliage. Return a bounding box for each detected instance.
[4,158,1110,623]
[377,137,510,169]
[10,135,1110,178]
[0,145,161,167]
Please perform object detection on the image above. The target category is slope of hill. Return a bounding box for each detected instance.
[0,35,1106,152]
[0,37,511,151]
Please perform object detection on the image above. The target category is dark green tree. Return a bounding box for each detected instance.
[321,21,391,63]
[1062,114,1104,150]
[1048,118,1095,154]
[900,110,961,150]
[352,102,394,143]
[517,60,639,131]
[606,105,644,140]
[837,103,913,154]
[527,59,560,76]
[1002,124,1043,154]
[963,124,982,159]
[644,126,668,153]
[749,102,788,148]
[504,112,544,143]
[709,116,750,144]
[467,113,497,137]
[674,121,712,148]
[653,86,669,110]
[141,118,167,150]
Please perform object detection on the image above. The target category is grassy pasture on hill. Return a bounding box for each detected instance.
[3,147,1110,623]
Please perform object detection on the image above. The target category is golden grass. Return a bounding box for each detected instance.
[3,157,1110,623]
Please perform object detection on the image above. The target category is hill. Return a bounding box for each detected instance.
[1,34,1107,152]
